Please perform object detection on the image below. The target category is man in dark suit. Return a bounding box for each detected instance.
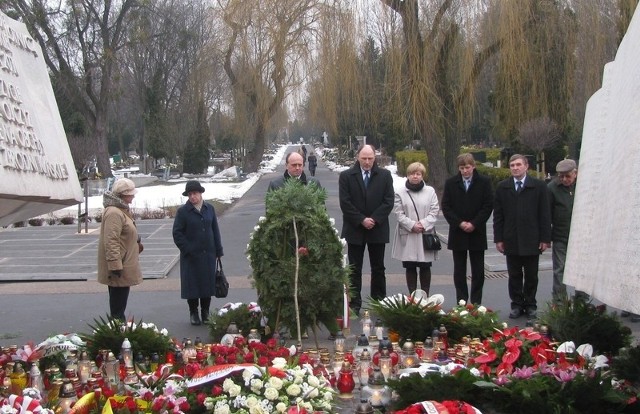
[442,153,493,305]
[268,151,321,192]
[339,144,394,314]
[494,154,551,319]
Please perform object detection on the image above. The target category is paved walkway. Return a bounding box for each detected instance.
[0,147,636,348]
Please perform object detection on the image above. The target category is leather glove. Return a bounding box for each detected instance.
[109,269,122,278]
[138,242,144,254]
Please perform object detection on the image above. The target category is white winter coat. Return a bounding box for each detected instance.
[391,184,440,263]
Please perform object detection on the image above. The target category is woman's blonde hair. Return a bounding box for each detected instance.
[406,162,426,176]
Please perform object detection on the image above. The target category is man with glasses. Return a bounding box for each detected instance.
[548,159,580,303]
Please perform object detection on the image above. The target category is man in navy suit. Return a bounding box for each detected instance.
[494,154,551,319]
[339,145,394,314]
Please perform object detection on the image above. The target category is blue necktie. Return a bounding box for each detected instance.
[516,180,522,192]
[364,171,370,188]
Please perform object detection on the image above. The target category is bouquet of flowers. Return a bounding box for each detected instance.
[394,400,481,414]
[199,357,334,414]
[443,301,502,342]
[470,327,555,376]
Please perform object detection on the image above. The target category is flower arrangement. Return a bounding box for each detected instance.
[207,302,264,343]
[394,400,480,414]
[470,326,555,376]
[539,299,632,355]
[369,295,503,344]
[247,180,348,341]
[80,316,175,360]
[444,301,502,342]
[198,358,335,414]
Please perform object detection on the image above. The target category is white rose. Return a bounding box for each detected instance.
[459,310,469,317]
[245,396,259,408]
[268,377,284,390]
[250,378,264,392]
[228,384,242,397]
[306,388,319,398]
[477,306,487,314]
[249,405,267,414]
[243,369,256,382]
[286,383,302,396]
[204,397,215,410]
[502,322,508,329]
[458,299,466,306]
[222,378,234,392]
[276,403,287,413]
[254,225,260,231]
[160,328,169,336]
[259,216,266,223]
[214,404,230,414]
[271,357,287,370]
[263,386,279,400]
[307,375,320,388]
[323,391,334,401]
[329,218,335,225]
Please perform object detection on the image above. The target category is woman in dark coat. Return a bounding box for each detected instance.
[172,180,224,325]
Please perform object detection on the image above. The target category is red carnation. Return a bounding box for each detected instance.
[258,356,270,366]
[125,398,137,411]
[297,246,309,256]
[151,397,165,411]
[179,401,190,411]
[266,338,277,349]
[211,385,223,396]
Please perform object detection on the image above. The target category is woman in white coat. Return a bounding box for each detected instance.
[392,162,440,294]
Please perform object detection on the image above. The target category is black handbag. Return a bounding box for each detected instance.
[407,193,442,251]
[215,257,229,298]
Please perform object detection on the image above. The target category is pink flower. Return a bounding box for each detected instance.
[513,366,534,379]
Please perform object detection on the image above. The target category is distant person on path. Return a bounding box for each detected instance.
[494,154,551,319]
[172,180,224,326]
[548,159,584,303]
[307,152,318,177]
[97,178,143,321]
[392,162,440,295]
[442,153,494,305]
[339,144,394,314]
[268,151,321,192]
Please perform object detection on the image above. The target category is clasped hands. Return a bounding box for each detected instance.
[108,269,122,278]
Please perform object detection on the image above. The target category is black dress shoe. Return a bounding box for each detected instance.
[509,308,523,319]
[190,312,202,326]
[201,310,209,323]
[526,308,537,318]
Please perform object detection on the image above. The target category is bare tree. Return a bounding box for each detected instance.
[518,116,561,175]
[216,0,325,172]
[5,0,138,177]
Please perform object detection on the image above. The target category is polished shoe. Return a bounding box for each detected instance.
[201,310,209,323]
[509,308,523,319]
[190,312,202,326]
[526,308,537,318]
[621,311,631,317]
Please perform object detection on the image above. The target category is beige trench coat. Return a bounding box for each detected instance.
[97,206,142,287]
[392,185,440,263]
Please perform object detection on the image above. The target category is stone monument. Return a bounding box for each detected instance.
[0,12,82,227]
[564,7,640,314]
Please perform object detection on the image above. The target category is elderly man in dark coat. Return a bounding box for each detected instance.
[442,153,493,305]
[173,180,224,325]
[339,144,394,314]
[494,154,551,319]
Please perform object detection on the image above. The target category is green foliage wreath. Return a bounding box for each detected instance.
[247,179,349,340]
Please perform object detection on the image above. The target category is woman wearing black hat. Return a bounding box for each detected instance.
[172,180,224,325]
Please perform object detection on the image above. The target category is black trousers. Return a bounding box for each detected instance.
[506,254,540,310]
[452,250,485,304]
[187,297,212,313]
[108,286,130,321]
[347,242,387,309]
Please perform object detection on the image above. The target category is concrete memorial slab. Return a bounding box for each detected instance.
[0,12,82,227]
[565,7,640,314]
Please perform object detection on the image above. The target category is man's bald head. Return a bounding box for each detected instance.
[286,151,304,177]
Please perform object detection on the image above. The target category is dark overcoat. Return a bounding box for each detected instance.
[441,169,493,251]
[339,162,394,244]
[493,176,551,256]
[172,202,224,299]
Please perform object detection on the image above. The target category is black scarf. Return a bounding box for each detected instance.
[284,170,308,184]
[405,179,425,192]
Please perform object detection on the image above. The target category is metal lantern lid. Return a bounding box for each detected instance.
[354,399,374,414]
[356,333,369,347]
[402,339,416,355]
[227,322,239,334]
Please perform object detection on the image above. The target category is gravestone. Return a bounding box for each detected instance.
[0,12,82,226]
[564,7,640,314]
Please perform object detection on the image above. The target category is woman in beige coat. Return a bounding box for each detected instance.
[392,162,440,295]
[97,178,143,320]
